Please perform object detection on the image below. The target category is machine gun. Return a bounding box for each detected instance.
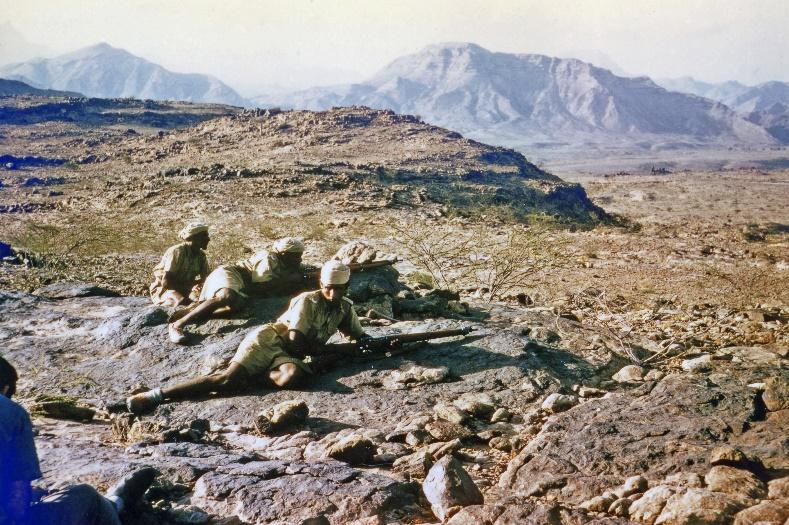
[303,259,397,282]
[309,326,475,367]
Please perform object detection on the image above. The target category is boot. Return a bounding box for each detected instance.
[105,466,159,512]
[168,323,188,344]
[126,389,164,415]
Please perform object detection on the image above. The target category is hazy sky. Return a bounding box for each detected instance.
[2,0,787,94]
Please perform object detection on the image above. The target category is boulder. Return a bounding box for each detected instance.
[613,365,645,383]
[422,455,483,522]
[578,386,607,398]
[425,420,472,442]
[326,435,377,465]
[608,497,632,517]
[255,400,309,434]
[663,473,704,490]
[434,403,469,425]
[762,375,789,411]
[655,488,743,525]
[629,486,675,525]
[490,407,511,423]
[579,493,615,512]
[616,475,648,497]
[681,354,712,373]
[704,466,767,501]
[733,499,789,525]
[767,477,789,499]
[452,393,495,419]
[382,365,450,390]
[709,446,749,468]
[540,393,578,413]
[392,450,433,479]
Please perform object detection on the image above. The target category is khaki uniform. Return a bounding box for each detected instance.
[149,243,209,306]
[199,251,288,300]
[232,290,364,376]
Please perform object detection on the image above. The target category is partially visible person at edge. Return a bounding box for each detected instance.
[125,260,392,414]
[149,222,210,308]
[0,356,158,524]
[167,236,308,344]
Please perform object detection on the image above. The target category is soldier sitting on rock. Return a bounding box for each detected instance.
[167,236,310,344]
[0,356,158,525]
[149,222,210,308]
[125,261,392,414]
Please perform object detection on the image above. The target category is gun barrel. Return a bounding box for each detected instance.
[321,326,474,355]
[304,259,397,281]
[392,327,473,344]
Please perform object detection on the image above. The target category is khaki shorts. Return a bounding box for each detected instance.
[150,285,198,307]
[231,323,311,376]
[200,266,247,301]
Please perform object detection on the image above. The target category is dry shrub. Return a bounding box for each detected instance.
[390,221,570,300]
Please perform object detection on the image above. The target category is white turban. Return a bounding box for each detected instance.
[272,237,305,254]
[320,260,350,285]
[179,222,208,240]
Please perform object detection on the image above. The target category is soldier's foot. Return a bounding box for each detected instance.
[126,389,163,415]
[105,466,159,512]
[168,323,188,344]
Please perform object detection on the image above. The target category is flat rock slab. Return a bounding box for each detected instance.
[500,373,787,505]
[34,281,121,299]
[193,460,419,524]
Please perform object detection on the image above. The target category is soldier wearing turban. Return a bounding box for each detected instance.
[167,237,309,344]
[149,222,210,308]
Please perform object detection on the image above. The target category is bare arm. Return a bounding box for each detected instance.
[161,271,187,304]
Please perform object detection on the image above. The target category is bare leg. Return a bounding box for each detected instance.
[125,363,250,414]
[172,288,242,330]
[162,362,249,401]
[268,363,304,388]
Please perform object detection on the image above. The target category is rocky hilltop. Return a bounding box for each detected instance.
[259,43,776,148]
[0,43,249,107]
[1,94,787,524]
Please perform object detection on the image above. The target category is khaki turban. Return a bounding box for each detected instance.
[320,260,350,285]
[179,222,209,240]
[272,237,305,254]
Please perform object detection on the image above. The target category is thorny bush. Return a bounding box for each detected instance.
[390,221,570,301]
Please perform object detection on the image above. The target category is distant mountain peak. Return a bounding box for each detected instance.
[264,44,776,148]
[0,43,249,107]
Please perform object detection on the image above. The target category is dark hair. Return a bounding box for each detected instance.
[0,355,18,397]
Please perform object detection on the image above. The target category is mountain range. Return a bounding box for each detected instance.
[656,76,789,144]
[0,43,248,107]
[3,41,787,147]
[256,43,776,148]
